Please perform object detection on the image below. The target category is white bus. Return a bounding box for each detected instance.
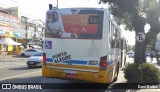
[42,5,126,83]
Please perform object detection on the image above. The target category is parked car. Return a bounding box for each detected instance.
[146,51,157,57]
[27,51,43,68]
[28,44,42,50]
[127,52,134,58]
[20,49,41,57]
[145,52,150,57]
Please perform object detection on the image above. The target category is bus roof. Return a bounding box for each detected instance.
[53,7,109,12]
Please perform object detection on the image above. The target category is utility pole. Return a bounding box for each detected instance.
[57,0,58,8]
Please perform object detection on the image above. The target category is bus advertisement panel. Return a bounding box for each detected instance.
[45,9,102,39]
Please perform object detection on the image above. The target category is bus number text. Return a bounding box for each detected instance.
[80,18,87,26]
[88,60,98,65]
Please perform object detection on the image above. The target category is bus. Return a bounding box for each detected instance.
[42,5,126,83]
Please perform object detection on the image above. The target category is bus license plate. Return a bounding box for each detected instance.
[66,73,77,79]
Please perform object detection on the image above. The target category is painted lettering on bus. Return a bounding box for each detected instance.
[88,60,98,65]
[52,52,71,63]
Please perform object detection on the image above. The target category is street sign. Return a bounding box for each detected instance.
[136,32,145,42]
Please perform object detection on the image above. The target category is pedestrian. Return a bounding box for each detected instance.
[150,52,154,62]
[0,44,7,55]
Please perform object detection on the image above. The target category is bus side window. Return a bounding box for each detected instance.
[111,39,116,48]
[112,39,122,48]
[89,16,100,24]
[116,31,121,48]
[111,23,115,48]
[111,25,122,48]
[111,24,117,48]
[109,21,112,44]
[116,39,121,48]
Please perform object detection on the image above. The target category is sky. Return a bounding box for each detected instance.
[18,0,107,20]
[1,0,136,45]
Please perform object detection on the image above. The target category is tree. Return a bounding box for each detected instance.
[127,45,135,52]
[99,0,160,64]
[146,1,160,46]
[146,1,160,63]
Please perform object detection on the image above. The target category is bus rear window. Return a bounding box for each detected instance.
[89,16,100,24]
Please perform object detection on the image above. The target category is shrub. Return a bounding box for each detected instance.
[124,63,160,83]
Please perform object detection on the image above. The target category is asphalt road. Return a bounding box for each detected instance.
[0,55,128,92]
[0,56,158,92]
[0,66,127,92]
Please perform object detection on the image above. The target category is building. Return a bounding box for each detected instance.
[0,2,44,54]
[0,3,24,54]
[27,19,45,47]
[21,17,45,48]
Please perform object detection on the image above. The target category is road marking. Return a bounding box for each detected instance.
[0,70,41,81]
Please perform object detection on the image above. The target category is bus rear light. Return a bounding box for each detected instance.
[43,53,46,63]
[102,63,106,67]
[100,56,107,70]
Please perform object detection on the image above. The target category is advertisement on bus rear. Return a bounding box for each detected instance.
[45,9,102,39]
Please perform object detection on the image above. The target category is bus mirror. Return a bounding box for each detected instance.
[49,4,52,10]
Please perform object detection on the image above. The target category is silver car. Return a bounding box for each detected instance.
[27,51,43,68]
[128,52,134,58]
[21,49,41,57]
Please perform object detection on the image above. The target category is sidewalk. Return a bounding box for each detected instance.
[116,70,159,92]
[123,57,159,92]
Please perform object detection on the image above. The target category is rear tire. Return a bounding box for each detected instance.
[112,64,119,82]
[21,53,25,57]
[112,77,118,83]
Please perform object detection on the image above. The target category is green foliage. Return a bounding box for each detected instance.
[146,0,160,45]
[100,0,160,64]
[124,63,160,83]
[127,45,135,51]
[100,0,159,32]
[100,0,146,31]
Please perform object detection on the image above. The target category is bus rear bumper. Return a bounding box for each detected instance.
[42,65,109,83]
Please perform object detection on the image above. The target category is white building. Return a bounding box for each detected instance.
[155,33,160,50]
